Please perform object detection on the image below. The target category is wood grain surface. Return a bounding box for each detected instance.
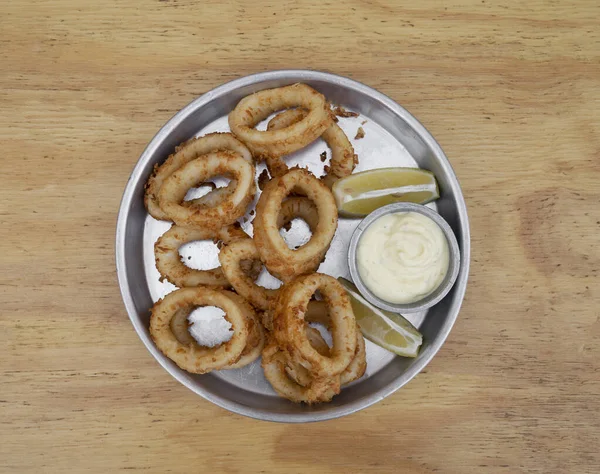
[1,0,599,472]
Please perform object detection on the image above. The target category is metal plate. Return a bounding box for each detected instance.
[116,70,470,422]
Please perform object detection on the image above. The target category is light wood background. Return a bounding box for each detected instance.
[1,1,599,472]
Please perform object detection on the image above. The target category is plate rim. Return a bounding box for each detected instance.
[116,69,471,423]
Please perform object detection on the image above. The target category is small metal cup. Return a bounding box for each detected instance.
[348,202,461,313]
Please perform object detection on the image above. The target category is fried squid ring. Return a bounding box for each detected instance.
[253,168,338,282]
[149,287,249,374]
[261,337,341,404]
[168,292,264,370]
[145,133,253,220]
[158,150,255,229]
[266,108,357,186]
[155,224,254,288]
[219,238,277,311]
[228,83,333,160]
[272,273,357,378]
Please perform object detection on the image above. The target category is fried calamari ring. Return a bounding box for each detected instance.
[168,292,264,370]
[149,287,249,374]
[155,224,254,288]
[272,273,356,377]
[145,133,253,220]
[219,238,277,311]
[228,83,333,159]
[261,337,341,404]
[266,108,357,186]
[158,150,255,229]
[253,168,338,282]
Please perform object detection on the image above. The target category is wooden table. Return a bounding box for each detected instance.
[2,1,598,472]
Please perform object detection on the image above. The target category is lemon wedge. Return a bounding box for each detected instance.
[332,167,439,217]
[338,277,423,357]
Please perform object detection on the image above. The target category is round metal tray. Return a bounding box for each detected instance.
[116,70,470,422]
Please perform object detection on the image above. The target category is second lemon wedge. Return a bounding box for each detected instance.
[338,277,423,358]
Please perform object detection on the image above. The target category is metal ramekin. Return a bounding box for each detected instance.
[348,202,461,313]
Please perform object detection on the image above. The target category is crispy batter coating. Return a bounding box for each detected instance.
[253,168,337,282]
[158,150,255,229]
[229,83,333,160]
[149,287,249,374]
[145,132,252,220]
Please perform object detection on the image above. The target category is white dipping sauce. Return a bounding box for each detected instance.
[356,211,449,304]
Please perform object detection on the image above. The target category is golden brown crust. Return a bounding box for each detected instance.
[149,287,249,374]
[145,133,252,221]
[253,169,337,282]
[228,84,333,159]
[158,150,256,229]
[261,273,363,403]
